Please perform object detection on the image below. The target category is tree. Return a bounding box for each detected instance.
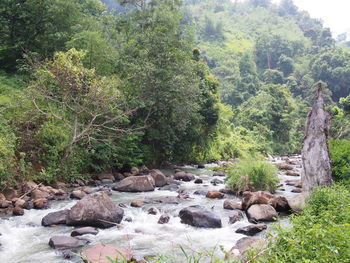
[30,49,140,162]
[278,55,294,76]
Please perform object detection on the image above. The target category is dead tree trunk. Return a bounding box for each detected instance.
[301,83,333,194]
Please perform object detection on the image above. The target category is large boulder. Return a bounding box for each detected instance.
[150,169,167,187]
[288,194,306,212]
[66,192,124,228]
[112,175,155,192]
[242,191,290,212]
[42,209,69,226]
[247,204,278,222]
[49,236,89,250]
[173,172,195,182]
[2,186,18,201]
[31,189,50,199]
[81,244,133,263]
[235,224,267,236]
[179,206,222,228]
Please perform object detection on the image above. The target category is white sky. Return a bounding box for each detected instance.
[277,0,350,38]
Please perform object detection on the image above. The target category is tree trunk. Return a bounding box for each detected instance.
[301,83,333,194]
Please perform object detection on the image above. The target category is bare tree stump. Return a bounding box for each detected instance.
[301,83,333,194]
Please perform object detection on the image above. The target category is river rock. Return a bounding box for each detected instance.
[31,189,50,199]
[206,191,225,199]
[197,164,205,169]
[33,198,49,209]
[130,167,139,175]
[2,186,18,201]
[14,198,25,208]
[173,172,195,182]
[230,237,263,257]
[23,200,34,210]
[242,191,290,212]
[159,184,179,191]
[13,206,24,216]
[213,171,226,177]
[70,190,87,200]
[179,206,222,228]
[97,173,115,182]
[81,244,133,263]
[148,207,158,215]
[228,211,244,224]
[285,171,300,177]
[71,227,98,237]
[130,201,144,207]
[42,209,69,226]
[49,236,89,250]
[194,178,203,184]
[149,169,167,187]
[158,214,170,224]
[247,204,278,222]
[112,175,155,192]
[286,180,302,188]
[224,200,242,210]
[66,192,124,228]
[21,181,38,193]
[288,194,306,212]
[291,188,302,193]
[193,190,208,196]
[236,224,267,236]
[277,162,293,170]
[210,178,223,185]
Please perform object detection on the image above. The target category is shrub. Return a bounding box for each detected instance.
[225,158,279,193]
[254,185,350,263]
[0,119,16,186]
[329,139,350,182]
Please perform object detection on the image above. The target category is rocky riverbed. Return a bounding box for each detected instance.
[0,156,303,263]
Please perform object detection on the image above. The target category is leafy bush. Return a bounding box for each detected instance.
[0,119,16,186]
[225,158,279,193]
[329,139,350,183]
[255,185,350,263]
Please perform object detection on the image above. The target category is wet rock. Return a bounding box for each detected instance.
[247,204,278,222]
[174,168,183,173]
[197,164,205,169]
[236,224,267,236]
[179,206,222,228]
[277,162,293,170]
[31,189,50,199]
[124,217,132,222]
[291,188,302,193]
[219,188,235,195]
[173,172,195,182]
[285,171,300,177]
[210,178,223,185]
[130,201,144,207]
[114,173,125,182]
[213,171,226,177]
[101,179,114,184]
[206,191,225,199]
[82,187,95,194]
[230,237,263,257]
[148,207,158,215]
[81,244,133,263]
[71,227,98,237]
[223,200,242,210]
[159,184,179,191]
[177,191,191,200]
[119,203,127,208]
[70,190,87,200]
[2,186,18,201]
[228,211,244,224]
[66,192,124,228]
[193,190,208,196]
[194,178,203,184]
[33,198,49,209]
[112,175,155,192]
[159,196,180,204]
[49,236,89,250]
[42,209,69,226]
[149,169,167,187]
[13,206,24,216]
[286,180,302,188]
[158,214,170,224]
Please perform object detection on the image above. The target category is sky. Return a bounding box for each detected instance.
[277,0,350,38]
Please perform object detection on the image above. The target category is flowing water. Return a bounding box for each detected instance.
[0,158,301,263]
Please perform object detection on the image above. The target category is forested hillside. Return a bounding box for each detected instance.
[0,0,350,185]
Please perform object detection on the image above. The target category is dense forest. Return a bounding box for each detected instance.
[1,0,350,262]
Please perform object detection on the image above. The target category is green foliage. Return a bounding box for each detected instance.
[226,158,279,193]
[0,119,16,186]
[329,139,350,183]
[255,185,350,263]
